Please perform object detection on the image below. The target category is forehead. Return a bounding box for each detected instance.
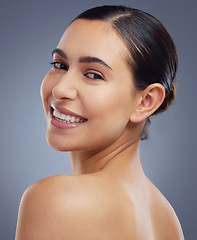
[57,19,129,66]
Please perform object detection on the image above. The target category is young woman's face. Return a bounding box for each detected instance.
[41,19,139,152]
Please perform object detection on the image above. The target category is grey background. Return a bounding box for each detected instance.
[0,0,196,239]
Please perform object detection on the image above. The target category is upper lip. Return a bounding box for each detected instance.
[51,104,88,120]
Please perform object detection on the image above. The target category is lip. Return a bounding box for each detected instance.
[50,104,88,129]
[51,104,87,120]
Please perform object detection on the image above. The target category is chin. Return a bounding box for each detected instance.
[46,136,70,152]
[46,134,85,152]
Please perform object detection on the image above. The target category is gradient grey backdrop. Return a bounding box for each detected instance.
[0,0,196,239]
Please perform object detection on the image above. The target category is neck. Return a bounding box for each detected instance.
[69,133,144,179]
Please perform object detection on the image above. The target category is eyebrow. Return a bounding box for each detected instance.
[52,48,67,59]
[52,48,113,71]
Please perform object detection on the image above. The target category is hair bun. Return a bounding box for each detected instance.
[153,82,176,115]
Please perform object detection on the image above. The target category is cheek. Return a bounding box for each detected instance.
[40,73,55,113]
[85,85,132,119]
[83,85,133,141]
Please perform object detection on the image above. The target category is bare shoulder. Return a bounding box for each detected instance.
[15,175,76,240]
[148,180,185,240]
[15,173,134,240]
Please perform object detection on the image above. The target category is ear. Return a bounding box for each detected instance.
[130,83,165,123]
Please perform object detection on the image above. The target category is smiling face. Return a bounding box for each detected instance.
[41,19,140,152]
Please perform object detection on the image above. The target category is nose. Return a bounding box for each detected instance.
[52,73,78,101]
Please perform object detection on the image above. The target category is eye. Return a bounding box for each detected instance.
[50,61,68,71]
[85,72,104,80]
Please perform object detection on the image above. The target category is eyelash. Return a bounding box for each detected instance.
[50,61,68,71]
[84,72,104,80]
[50,61,104,80]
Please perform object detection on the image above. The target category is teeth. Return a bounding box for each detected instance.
[65,115,71,121]
[54,111,60,118]
[60,113,66,120]
[70,116,76,123]
[53,109,86,123]
[75,117,80,123]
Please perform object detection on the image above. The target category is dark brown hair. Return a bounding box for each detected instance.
[72,5,178,139]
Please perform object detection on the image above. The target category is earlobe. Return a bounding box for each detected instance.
[129,83,165,123]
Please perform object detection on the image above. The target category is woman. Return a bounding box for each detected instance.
[15,5,184,240]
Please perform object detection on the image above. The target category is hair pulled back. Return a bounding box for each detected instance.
[73,5,178,139]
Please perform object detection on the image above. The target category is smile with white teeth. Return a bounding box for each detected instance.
[53,109,86,123]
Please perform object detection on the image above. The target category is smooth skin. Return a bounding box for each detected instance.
[15,20,184,239]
